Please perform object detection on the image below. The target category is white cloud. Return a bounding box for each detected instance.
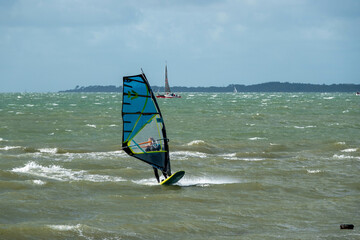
[0,0,359,92]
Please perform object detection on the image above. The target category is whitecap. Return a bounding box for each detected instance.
[171,151,207,159]
[132,178,159,186]
[0,146,22,151]
[47,224,82,231]
[333,154,360,160]
[307,169,322,174]
[186,140,205,146]
[32,179,46,185]
[63,150,127,161]
[12,161,125,182]
[219,153,237,157]
[294,126,316,129]
[341,148,357,153]
[39,148,58,154]
[248,137,267,141]
[86,124,96,128]
[218,153,266,161]
[228,157,265,161]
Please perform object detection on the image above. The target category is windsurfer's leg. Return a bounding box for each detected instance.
[153,167,160,183]
[162,171,168,179]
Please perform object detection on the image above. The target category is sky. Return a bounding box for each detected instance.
[0,0,359,92]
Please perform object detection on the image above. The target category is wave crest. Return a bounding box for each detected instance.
[12,161,125,182]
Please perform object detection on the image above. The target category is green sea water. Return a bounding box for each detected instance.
[0,92,359,240]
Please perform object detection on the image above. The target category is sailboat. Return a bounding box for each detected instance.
[122,71,185,185]
[156,64,181,98]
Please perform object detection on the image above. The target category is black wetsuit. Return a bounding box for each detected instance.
[153,167,168,183]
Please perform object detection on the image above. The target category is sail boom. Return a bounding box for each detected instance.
[123,112,159,115]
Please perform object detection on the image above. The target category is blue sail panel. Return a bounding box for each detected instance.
[123,114,154,143]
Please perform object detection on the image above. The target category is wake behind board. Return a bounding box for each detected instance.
[160,171,185,185]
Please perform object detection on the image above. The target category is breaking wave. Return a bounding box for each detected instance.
[12,161,125,182]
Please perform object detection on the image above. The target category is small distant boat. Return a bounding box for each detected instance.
[233,86,238,93]
[356,92,360,96]
[156,64,181,99]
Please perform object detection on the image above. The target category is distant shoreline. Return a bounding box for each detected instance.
[59,82,360,93]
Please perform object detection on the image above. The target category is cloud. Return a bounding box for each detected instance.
[0,0,359,92]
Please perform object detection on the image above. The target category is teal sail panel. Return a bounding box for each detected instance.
[122,73,171,175]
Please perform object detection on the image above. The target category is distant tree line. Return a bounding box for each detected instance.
[59,82,360,93]
[62,85,122,92]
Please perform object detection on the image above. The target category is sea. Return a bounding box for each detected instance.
[0,92,359,240]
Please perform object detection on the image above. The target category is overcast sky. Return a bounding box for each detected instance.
[1,0,359,92]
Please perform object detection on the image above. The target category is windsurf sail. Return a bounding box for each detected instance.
[122,72,171,176]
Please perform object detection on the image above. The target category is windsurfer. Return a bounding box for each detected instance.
[145,137,161,151]
[145,138,167,182]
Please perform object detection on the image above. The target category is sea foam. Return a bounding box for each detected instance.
[341,148,358,153]
[178,176,241,187]
[133,176,241,187]
[171,151,207,160]
[248,137,267,141]
[294,125,316,129]
[307,169,322,174]
[186,140,205,146]
[0,146,22,151]
[39,148,58,154]
[48,224,82,231]
[12,161,125,182]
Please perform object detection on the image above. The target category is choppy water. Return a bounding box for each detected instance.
[0,92,359,239]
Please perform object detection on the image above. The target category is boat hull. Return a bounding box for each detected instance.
[156,95,181,98]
